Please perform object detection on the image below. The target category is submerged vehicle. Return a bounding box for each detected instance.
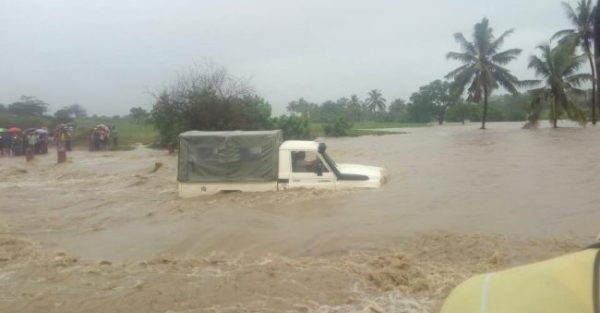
[177,130,388,197]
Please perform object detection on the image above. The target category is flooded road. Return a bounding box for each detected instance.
[0,122,598,312]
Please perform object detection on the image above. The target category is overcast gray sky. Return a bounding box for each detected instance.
[0,0,570,115]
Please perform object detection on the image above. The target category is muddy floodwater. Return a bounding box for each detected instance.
[1,122,599,312]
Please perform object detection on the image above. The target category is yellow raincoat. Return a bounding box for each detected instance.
[440,244,600,313]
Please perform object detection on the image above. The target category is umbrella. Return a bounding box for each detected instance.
[0,128,6,132]
[24,128,37,133]
[8,127,21,133]
[35,129,48,134]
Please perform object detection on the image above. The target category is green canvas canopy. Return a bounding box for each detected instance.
[178,130,283,183]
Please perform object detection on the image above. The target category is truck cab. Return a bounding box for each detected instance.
[277,141,388,191]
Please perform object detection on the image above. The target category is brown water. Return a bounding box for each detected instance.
[0,122,598,312]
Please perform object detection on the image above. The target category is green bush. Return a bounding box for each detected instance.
[151,66,274,147]
[271,115,311,140]
[323,118,353,137]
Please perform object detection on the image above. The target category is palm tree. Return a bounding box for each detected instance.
[527,42,590,128]
[596,0,600,100]
[348,94,363,121]
[365,89,386,112]
[446,18,524,129]
[552,0,597,124]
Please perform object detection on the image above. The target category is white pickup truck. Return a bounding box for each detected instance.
[177,130,387,197]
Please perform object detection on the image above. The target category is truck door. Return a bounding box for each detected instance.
[288,150,336,190]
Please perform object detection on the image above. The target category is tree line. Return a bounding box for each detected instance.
[282,0,599,130]
[285,83,533,125]
[0,95,148,130]
[0,96,90,129]
[288,0,598,130]
[147,62,536,146]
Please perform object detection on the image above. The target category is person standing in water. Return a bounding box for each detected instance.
[111,125,119,147]
[65,127,72,151]
[26,132,37,161]
[0,133,4,157]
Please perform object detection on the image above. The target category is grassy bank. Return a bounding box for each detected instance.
[71,117,158,150]
[66,119,423,150]
[310,121,427,137]
[351,121,429,129]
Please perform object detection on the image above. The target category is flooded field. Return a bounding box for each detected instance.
[1,122,599,312]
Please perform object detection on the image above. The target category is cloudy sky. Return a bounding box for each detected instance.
[0,0,570,115]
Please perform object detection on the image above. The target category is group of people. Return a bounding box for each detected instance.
[88,124,118,151]
[0,124,76,158]
[0,123,120,157]
[0,128,50,157]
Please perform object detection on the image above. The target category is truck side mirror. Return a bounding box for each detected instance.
[315,163,323,176]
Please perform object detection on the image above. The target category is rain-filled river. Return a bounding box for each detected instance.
[0,121,598,313]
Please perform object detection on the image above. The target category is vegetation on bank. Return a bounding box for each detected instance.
[0,95,416,150]
[0,97,157,150]
[146,63,544,145]
[69,117,157,150]
[445,0,597,128]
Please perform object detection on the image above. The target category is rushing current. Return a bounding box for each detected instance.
[0,121,598,313]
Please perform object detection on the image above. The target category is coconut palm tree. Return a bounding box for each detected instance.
[365,89,386,112]
[526,42,590,128]
[596,0,600,85]
[553,0,597,124]
[348,94,363,121]
[595,0,600,115]
[446,18,524,129]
